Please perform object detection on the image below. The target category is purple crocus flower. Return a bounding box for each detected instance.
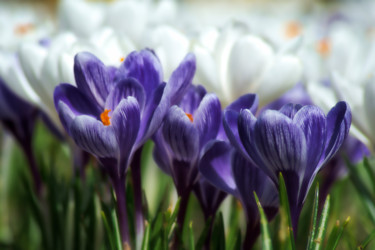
[54,50,195,244]
[0,78,42,195]
[199,94,278,248]
[152,84,222,246]
[224,101,351,233]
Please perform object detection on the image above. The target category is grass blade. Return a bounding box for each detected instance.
[358,229,375,249]
[307,184,320,250]
[189,222,195,250]
[254,192,273,250]
[141,221,150,250]
[311,195,330,250]
[326,217,350,250]
[278,173,296,250]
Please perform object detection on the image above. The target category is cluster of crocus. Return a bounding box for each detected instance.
[1,1,374,249]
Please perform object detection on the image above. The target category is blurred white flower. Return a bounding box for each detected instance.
[0,30,135,133]
[192,22,302,107]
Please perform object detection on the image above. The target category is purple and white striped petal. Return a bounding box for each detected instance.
[279,103,303,119]
[74,52,112,107]
[69,115,118,159]
[111,97,141,177]
[162,106,199,162]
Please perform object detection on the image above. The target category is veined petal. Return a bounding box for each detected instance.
[105,78,145,111]
[111,97,141,176]
[162,106,199,162]
[194,93,221,148]
[179,85,207,115]
[322,101,351,167]
[70,115,118,159]
[199,140,237,196]
[116,49,163,100]
[293,105,326,179]
[253,110,307,182]
[279,103,303,119]
[153,129,172,175]
[226,93,258,114]
[165,53,196,106]
[74,52,111,107]
[54,83,101,133]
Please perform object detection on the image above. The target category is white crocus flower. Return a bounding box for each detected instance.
[58,0,105,38]
[5,31,134,133]
[141,25,190,80]
[193,23,302,107]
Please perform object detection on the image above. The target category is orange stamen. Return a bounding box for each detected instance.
[120,57,125,62]
[284,21,302,39]
[14,23,34,35]
[100,109,111,126]
[316,39,331,57]
[185,113,194,123]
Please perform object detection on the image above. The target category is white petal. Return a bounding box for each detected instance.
[255,55,302,107]
[228,35,274,101]
[364,80,375,143]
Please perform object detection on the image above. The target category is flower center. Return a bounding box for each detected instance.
[120,57,125,62]
[316,39,331,57]
[284,21,302,39]
[100,109,111,126]
[14,23,34,35]
[185,113,194,123]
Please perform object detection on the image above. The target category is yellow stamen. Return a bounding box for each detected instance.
[120,57,125,62]
[100,109,111,126]
[316,39,331,57]
[185,113,194,122]
[14,23,34,35]
[284,21,302,39]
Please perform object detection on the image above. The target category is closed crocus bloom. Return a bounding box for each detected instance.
[54,50,195,244]
[152,85,222,247]
[193,22,302,107]
[224,101,351,234]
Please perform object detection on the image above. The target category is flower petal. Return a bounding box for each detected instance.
[165,53,196,106]
[111,97,141,176]
[279,103,303,119]
[162,106,199,162]
[293,105,326,180]
[74,52,112,107]
[179,85,207,115]
[70,115,118,159]
[105,78,145,111]
[225,93,258,114]
[194,93,221,148]
[54,83,101,132]
[199,140,237,196]
[116,49,163,100]
[253,110,307,182]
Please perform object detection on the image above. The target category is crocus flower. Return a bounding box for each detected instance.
[192,22,302,107]
[224,101,351,233]
[152,84,222,247]
[54,50,196,245]
[0,78,42,195]
[199,94,278,248]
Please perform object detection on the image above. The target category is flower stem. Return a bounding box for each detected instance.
[172,190,191,249]
[131,147,144,244]
[23,142,42,197]
[112,176,130,245]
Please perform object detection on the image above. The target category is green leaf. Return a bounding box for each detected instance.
[326,216,350,250]
[211,212,226,250]
[166,198,181,239]
[307,184,320,250]
[311,195,330,250]
[346,159,375,225]
[141,221,151,250]
[358,229,375,249]
[363,158,375,195]
[101,211,115,250]
[278,173,296,250]
[254,192,273,250]
[111,209,123,250]
[188,222,195,250]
